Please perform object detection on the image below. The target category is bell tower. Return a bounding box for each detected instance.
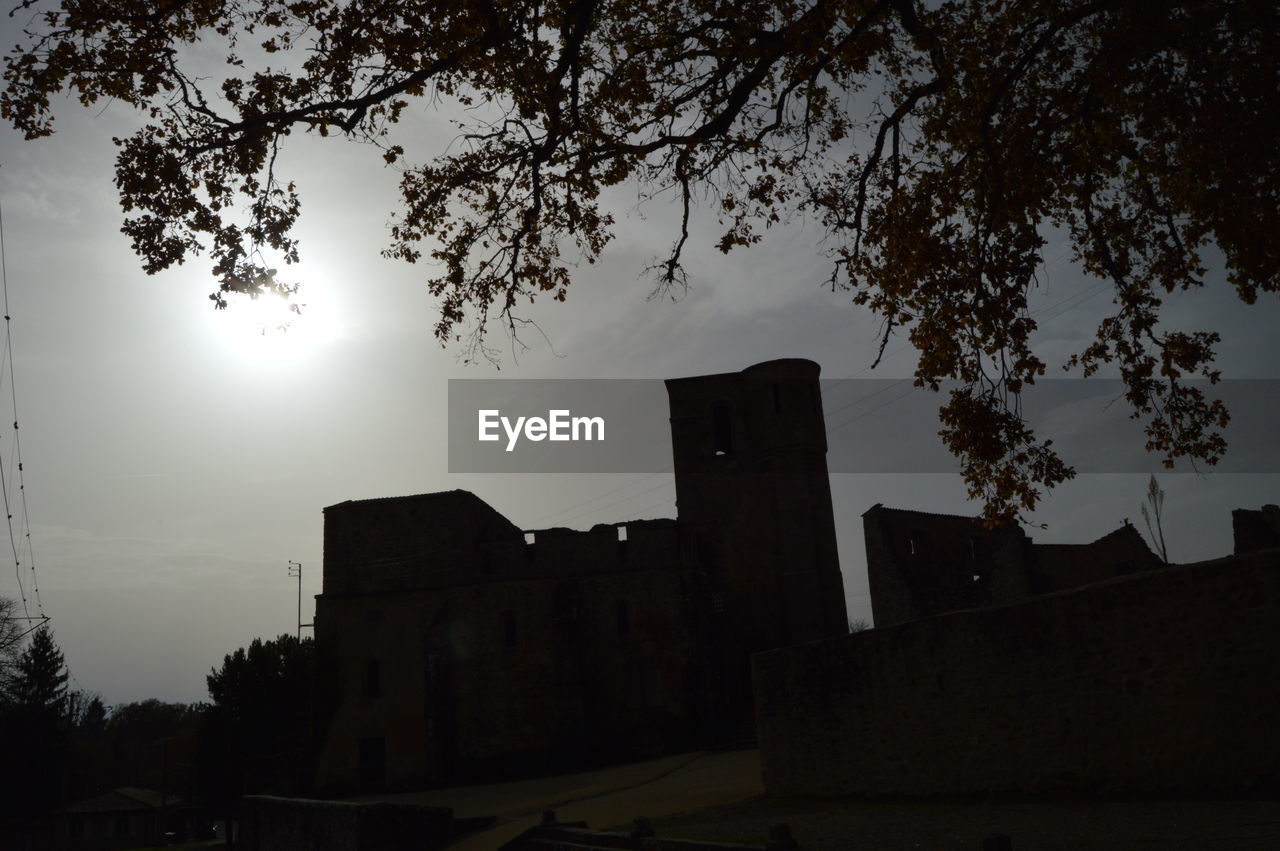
[665,359,848,655]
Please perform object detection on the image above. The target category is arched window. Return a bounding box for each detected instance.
[365,659,381,699]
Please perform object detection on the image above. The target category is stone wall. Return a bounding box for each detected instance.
[755,549,1280,796]
[313,534,710,791]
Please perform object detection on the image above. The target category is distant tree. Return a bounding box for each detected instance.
[70,692,108,735]
[848,618,871,634]
[205,634,314,800]
[106,698,201,744]
[5,625,68,717]
[87,700,211,801]
[0,626,70,816]
[4,1,1274,522]
[0,597,23,686]
[206,635,313,752]
[1140,474,1170,563]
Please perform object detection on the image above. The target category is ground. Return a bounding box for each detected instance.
[358,748,1280,850]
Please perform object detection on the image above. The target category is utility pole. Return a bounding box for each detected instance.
[288,561,303,641]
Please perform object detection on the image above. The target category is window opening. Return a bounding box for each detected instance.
[711,403,733,455]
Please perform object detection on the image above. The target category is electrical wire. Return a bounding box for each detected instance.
[0,173,47,626]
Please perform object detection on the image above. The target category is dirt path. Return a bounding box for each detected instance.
[646,795,1280,850]
[358,751,1280,850]
[360,748,764,850]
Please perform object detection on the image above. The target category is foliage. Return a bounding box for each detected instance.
[206,633,312,744]
[4,624,68,716]
[106,697,204,744]
[0,596,24,685]
[0,626,69,816]
[4,1,1276,521]
[66,688,108,733]
[206,634,314,796]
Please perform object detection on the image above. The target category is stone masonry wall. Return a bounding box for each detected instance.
[754,549,1280,796]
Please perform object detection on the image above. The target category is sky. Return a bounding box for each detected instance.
[0,16,1277,707]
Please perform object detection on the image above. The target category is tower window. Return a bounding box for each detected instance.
[504,611,518,649]
[772,382,782,414]
[365,659,382,699]
[617,601,631,636]
[710,403,733,455]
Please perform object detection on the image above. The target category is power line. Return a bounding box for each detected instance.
[529,467,672,526]
[0,172,46,626]
[540,477,677,528]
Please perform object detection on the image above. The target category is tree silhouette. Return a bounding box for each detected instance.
[0,597,23,683]
[5,625,68,716]
[4,1,1274,520]
[0,626,70,816]
[206,634,314,797]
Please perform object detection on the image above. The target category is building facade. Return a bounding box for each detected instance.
[312,359,848,792]
[863,504,1164,627]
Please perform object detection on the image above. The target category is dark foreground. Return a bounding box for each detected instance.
[640,795,1280,851]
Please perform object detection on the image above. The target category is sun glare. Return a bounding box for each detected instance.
[216,290,341,364]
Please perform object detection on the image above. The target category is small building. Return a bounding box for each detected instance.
[312,360,849,792]
[56,787,198,850]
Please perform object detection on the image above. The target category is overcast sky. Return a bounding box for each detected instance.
[0,18,1276,707]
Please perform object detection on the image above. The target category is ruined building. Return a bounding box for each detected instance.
[863,504,1164,626]
[758,503,1280,797]
[1232,503,1280,554]
[312,360,848,792]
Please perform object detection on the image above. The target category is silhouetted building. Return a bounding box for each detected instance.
[1232,504,1280,554]
[312,360,848,792]
[864,505,1163,626]
[52,788,199,851]
[757,503,1280,797]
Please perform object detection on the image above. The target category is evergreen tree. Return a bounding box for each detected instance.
[0,626,70,818]
[7,626,69,717]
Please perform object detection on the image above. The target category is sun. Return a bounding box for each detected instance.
[215,289,340,364]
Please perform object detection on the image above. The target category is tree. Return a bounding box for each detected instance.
[0,626,70,815]
[1140,474,1169,563]
[68,691,108,735]
[5,625,68,716]
[3,1,1275,521]
[205,634,314,796]
[0,597,24,686]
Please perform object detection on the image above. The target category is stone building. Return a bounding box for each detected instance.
[1232,503,1280,554]
[312,359,848,792]
[757,505,1280,797]
[863,504,1163,626]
